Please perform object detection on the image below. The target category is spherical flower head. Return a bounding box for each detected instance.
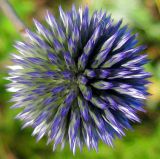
[7,6,150,153]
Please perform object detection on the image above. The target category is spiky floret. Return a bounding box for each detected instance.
[7,6,150,153]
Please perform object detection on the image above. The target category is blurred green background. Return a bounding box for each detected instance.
[0,0,160,159]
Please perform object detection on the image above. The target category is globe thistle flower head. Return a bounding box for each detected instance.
[7,6,150,153]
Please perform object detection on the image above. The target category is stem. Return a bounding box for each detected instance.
[155,0,160,13]
[0,0,27,37]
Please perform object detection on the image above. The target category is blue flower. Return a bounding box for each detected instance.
[7,6,150,153]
